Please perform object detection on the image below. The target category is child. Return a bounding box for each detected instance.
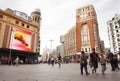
[100,54,107,75]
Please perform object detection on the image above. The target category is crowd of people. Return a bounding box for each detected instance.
[45,48,120,75]
[47,55,62,68]
[79,48,120,75]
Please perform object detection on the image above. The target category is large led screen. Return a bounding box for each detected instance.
[10,27,32,52]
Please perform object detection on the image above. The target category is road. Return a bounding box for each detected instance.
[0,63,120,81]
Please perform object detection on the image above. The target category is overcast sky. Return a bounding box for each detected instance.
[0,0,120,54]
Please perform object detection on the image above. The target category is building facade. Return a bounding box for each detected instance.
[0,8,41,64]
[107,14,120,54]
[64,26,77,57]
[76,5,101,53]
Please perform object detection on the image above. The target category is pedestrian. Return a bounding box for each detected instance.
[89,48,99,74]
[48,57,51,65]
[107,50,114,71]
[51,56,54,66]
[8,58,12,66]
[113,54,119,70]
[15,56,19,67]
[58,55,62,68]
[100,54,107,75]
[80,51,89,75]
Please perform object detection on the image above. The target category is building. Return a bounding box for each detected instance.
[60,5,103,63]
[0,8,41,64]
[76,4,101,53]
[62,26,77,62]
[107,14,120,54]
[64,26,77,56]
[100,40,105,54]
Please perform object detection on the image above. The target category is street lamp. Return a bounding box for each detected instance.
[49,39,54,50]
[8,29,15,64]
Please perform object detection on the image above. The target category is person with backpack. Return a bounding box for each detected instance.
[89,48,99,74]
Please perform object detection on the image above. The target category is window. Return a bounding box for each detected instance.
[0,14,3,19]
[118,39,120,42]
[116,30,119,33]
[114,22,117,25]
[15,21,19,24]
[115,26,118,28]
[89,48,91,52]
[118,43,120,46]
[109,23,113,27]
[81,24,90,45]
[85,48,87,52]
[21,23,24,26]
[117,34,120,37]
[27,25,29,28]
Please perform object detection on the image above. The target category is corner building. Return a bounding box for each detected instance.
[0,8,41,64]
[107,14,120,54]
[76,5,101,53]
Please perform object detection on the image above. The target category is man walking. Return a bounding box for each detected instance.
[80,51,89,75]
[107,50,114,71]
[90,48,99,74]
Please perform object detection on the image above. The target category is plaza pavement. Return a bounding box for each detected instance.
[0,63,120,81]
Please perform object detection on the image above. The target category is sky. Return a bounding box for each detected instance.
[0,0,120,54]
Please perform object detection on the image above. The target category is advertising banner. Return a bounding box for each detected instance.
[10,27,32,52]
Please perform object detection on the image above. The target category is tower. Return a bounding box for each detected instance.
[30,9,41,53]
[76,5,101,53]
[31,8,41,25]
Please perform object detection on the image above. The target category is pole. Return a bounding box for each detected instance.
[49,39,54,50]
[9,30,15,64]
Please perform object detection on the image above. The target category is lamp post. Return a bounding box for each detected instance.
[49,39,54,50]
[8,30,15,64]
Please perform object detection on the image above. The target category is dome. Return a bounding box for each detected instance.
[31,8,41,15]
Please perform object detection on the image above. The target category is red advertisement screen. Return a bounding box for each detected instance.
[10,27,32,52]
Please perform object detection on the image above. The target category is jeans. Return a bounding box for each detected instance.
[80,63,88,74]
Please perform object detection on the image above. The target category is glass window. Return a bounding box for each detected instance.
[0,14,3,19]
[85,48,87,52]
[118,43,120,46]
[118,39,120,42]
[15,21,19,24]
[27,25,29,28]
[89,48,91,52]
[116,30,119,32]
[115,26,118,28]
[109,23,113,27]
[21,23,24,26]
[117,34,120,37]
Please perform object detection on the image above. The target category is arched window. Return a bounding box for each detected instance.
[81,24,90,45]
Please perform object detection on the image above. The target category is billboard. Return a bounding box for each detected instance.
[14,10,29,21]
[10,27,32,52]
